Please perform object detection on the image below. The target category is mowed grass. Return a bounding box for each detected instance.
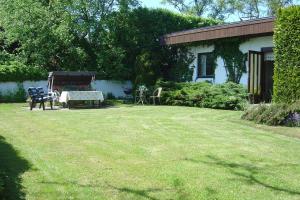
[0,103,300,200]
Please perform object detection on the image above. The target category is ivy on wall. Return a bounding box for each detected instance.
[191,37,247,84]
[213,38,247,83]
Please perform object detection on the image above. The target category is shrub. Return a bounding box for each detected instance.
[105,92,116,100]
[242,101,300,127]
[0,172,4,197]
[156,81,248,110]
[242,104,268,121]
[0,61,47,82]
[0,83,26,103]
[273,6,300,103]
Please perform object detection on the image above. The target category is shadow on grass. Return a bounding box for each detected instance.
[40,180,101,188]
[107,179,192,200]
[0,135,31,200]
[183,155,300,196]
[40,181,164,200]
[107,183,162,200]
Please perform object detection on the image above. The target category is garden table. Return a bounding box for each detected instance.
[59,91,104,108]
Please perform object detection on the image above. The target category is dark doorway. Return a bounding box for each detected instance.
[261,60,274,102]
[248,48,274,103]
[261,47,274,103]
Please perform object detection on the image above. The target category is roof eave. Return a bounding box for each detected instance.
[162,17,275,45]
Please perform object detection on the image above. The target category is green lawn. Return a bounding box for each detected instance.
[1,103,300,200]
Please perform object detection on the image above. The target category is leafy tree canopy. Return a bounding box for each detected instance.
[0,0,217,84]
[162,0,297,20]
[106,7,217,84]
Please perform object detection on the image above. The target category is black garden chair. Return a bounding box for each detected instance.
[28,87,53,110]
[123,87,133,103]
[37,87,54,109]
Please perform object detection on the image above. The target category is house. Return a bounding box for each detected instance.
[162,17,275,102]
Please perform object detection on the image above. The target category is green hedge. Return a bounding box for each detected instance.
[0,172,4,198]
[0,61,47,82]
[273,6,300,103]
[156,81,248,110]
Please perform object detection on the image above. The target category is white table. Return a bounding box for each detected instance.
[59,91,104,108]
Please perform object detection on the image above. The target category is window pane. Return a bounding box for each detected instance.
[198,53,214,77]
[206,54,214,76]
[201,54,207,76]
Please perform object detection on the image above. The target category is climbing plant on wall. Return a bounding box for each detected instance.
[192,37,247,84]
[213,38,247,84]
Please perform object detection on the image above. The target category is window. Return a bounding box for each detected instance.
[197,53,215,78]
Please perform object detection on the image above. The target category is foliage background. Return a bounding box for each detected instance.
[0,62,47,82]
[162,0,297,20]
[0,0,217,84]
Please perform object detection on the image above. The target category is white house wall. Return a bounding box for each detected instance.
[239,36,274,53]
[189,36,274,86]
[0,80,132,98]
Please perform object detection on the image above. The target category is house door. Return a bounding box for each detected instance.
[248,50,263,103]
[261,51,274,102]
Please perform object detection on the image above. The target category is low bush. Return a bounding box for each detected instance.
[105,92,116,100]
[156,81,248,110]
[241,101,300,127]
[0,172,4,198]
[0,61,47,82]
[0,83,26,103]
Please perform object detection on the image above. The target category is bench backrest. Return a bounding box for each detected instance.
[28,87,40,100]
[37,87,46,97]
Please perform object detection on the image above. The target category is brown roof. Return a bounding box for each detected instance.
[48,71,96,88]
[162,17,275,45]
[48,71,96,78]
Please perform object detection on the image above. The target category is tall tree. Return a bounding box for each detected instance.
[106,8,217,84]
[233,0,294,19]
[0,0,215,83]
[0,0,82,70]
[233,0,262,19]
[0,0,138,72]
[163,0,297,20]
[266,0,293,15]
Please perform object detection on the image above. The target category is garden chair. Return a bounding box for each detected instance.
[135,85,148,105]
[28,87,52,110]
[123,87,133,103]
[37,87,54,109]
[150,87,162,105]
